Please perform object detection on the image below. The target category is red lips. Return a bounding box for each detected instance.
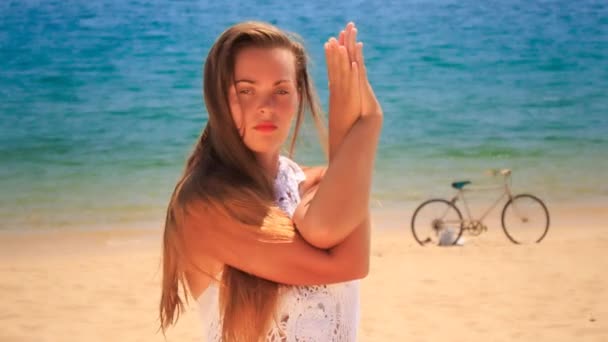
[254,122,277,132]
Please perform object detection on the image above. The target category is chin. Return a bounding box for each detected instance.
[245,138,284,155]
[246,143,280,155]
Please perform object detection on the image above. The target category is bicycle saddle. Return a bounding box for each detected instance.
[452,181,471,189]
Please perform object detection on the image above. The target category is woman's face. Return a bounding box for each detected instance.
[230,47,299,155]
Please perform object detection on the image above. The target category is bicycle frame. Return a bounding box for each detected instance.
[449,172,514,224]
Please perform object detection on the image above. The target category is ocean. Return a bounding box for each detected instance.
[1,0,607,230]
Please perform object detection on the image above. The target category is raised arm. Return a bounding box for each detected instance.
[293,23,383,248]
[328,23,361,159]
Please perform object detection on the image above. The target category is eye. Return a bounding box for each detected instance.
[276,89,289,95]
[238,89,253,95]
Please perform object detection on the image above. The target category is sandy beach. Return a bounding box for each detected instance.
[3,0,607,340]
[1,203,606,342]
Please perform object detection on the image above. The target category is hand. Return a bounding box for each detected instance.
[325,23,361,157]
[330,22,382,121]
[350,28,382,118]
[325,28,360,123]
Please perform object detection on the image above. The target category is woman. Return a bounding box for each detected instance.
[160,20,382,341]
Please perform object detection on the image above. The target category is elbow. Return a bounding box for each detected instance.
[300,217,361,250]
[355,256,370,279]
[303,225,338,250]
[295,215,332,249]
[361,257,370,278]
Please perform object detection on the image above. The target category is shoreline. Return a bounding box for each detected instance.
[1,199,605,235]
[1,202,607,341]
[0,200,605,262]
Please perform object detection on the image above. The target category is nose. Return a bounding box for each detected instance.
[257,93,275,115]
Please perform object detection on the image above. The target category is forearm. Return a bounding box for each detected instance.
[282,217,371,285]
[296,115,381,247]
[329,105,357,160]
[327,216,370,278]
[183,201,370,286]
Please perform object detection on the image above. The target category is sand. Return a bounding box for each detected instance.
[0,204,606,341]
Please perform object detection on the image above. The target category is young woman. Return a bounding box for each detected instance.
[160,21,383,341]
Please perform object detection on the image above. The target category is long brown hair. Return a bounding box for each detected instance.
[159,21,327,341]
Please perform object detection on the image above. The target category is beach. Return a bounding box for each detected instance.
[2,0,607,340]
[1,204,606,341]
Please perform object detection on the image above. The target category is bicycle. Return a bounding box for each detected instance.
[411,169,550,245]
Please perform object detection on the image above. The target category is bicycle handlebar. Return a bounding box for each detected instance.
[486,168,512,177]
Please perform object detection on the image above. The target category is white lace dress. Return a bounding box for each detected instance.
[197,155,360,341]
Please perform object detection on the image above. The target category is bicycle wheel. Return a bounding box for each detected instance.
[501,194,550,244]
[411,199,463,246]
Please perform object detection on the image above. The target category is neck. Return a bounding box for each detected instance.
[255,151,280,182]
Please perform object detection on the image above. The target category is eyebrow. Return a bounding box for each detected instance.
[235,79,292,85]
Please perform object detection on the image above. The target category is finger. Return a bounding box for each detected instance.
[326,38,339,83]
[344,23,353,61]
[324,42,333,84]
[345,21,354,36]
[356,42,364,63]
[350,61,361,113]
[338,30,345,46]
[328,36,339,52]
[351,61,360,92]
[356,42,367,81]
[344,24,350,47]
[348,28,357,64]
[329,37,340,49]
[338,45,349,75]
[329,38,341,77]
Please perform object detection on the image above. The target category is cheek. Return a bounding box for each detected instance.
[278,95,299,121]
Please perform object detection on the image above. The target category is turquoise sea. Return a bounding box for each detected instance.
[1,0,607,230]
